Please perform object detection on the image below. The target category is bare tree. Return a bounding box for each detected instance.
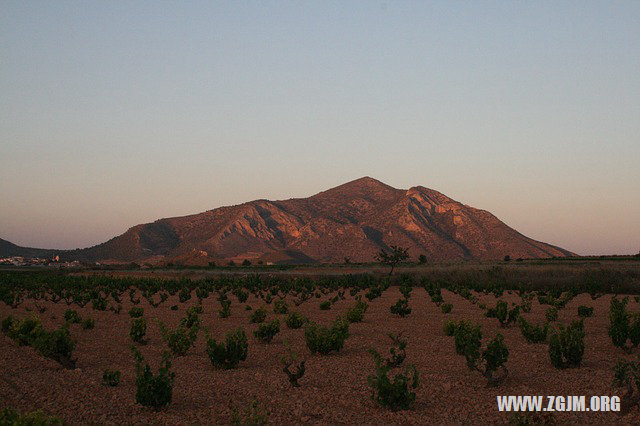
[375,246,410,276]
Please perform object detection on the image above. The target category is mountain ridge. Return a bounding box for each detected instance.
[1,177,574,264]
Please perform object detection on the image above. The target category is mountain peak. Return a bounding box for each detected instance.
[312,177,398,199]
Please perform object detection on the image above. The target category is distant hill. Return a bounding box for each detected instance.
[0,238,58,259]
[0,177,574,264]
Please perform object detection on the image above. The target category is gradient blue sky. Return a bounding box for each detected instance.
[1,1,639,255]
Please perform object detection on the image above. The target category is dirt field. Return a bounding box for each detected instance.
[2,281,639,425]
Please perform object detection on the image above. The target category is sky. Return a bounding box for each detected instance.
[1,1,639,255]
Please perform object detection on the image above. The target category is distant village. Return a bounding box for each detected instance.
[0,255,81,268]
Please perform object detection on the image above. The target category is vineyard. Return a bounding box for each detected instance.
[1,263,640,424]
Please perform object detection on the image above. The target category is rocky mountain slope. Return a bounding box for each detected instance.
[1,177,574,264]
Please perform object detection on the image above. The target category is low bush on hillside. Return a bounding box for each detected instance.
[545,307,558,322]
[372,332,407,368]
[130,317,147,343]
[132,347,175,409]
[517,317,549,344]
[612,355,640,414]
[180,305,203,328]
[319,300,331,310]
[64,309,81,324]
[609,297,640,351]
[365,286,383,301]
[368,336,419,410]
[250,306,267,323]
[390,298,411,317]
[3,315,76,368]
[450,320,509,385]
[280,341,305,387]
[159,321,199,356]
[3,315,43,346]
[219,299,232,318]
[274,299,289,314]
[285,311,307,329]
[345,300,368,323]
[206,328,248,369]
[549,320,585,369]
[443,320,456,336]
[254,319,280,343]
[486,300,519,327]
[577,305,594,318]
[441,303,453,314]
[81,318,95,330]
[305,318,349,355]
[129,307,144,318]
[33,325,77,368]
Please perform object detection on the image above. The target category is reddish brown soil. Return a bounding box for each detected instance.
[1,288,639,425]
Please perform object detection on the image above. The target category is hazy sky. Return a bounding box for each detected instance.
[1,1,639,255]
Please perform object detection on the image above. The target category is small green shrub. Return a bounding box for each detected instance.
[159,321,199,356]
[180,305,203,328]
[517,317,549,344]
[33,325,76,368]
[612,355,640,414]
[250,306,267,323]
[235,289,249,303]
[132,347,175,409]
[577,305,594,318]
[64,309,81,324]
[103,369,121,386]
[3,316,76,368]
[346,300,368,323]
[443,320,456,336]
[374,332,407,368]
[91,297,107,311]
[280,340,306,387]
[206,328,248,369]
[178,288,191,303]
[368,348,418,410]
[549,320,585,369]
[491,300,520,326]
[545,307,558,322]
[304,318,349,354]
[254,319,280,343]
[3,315,43,346]
[219,299,232,318]
[130,317,147,343]
[81,318,95,330]
[274,299,289,314]
[389,298,411,317]
[482,334,510,385]
[285,311,307,329]
[129,307,144,318]
[365,286,383,301]
[170,305,178,311]
[319,300,331,310]
[450,320,509,385]
[609,297,636,350]
[441,303,453,314]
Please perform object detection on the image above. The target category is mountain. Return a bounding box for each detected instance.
[0,177,574,264]
[0,238,58,259]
